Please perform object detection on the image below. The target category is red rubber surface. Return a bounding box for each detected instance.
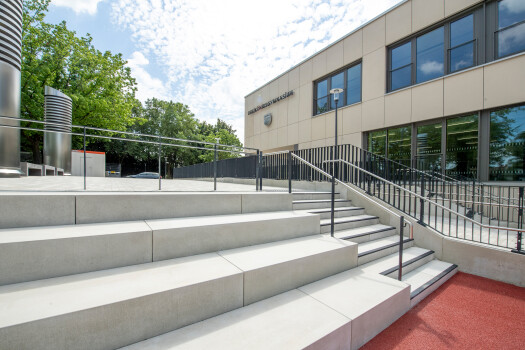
[362,272,525,350]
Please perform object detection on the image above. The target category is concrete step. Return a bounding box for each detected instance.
[121,269,410,350]
[403,260,458,307]
[292,191,340,200]
[0,253,244,350]
[357,235,414,265]
[292,198,352,210]
[148,211,319,261]
[334,224,397,243]
[320,215,380,233]
[218,235,357,305]
[302,206,366,219]
[359,246,436,279]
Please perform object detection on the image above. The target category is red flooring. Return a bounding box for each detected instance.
[362,272,525,350]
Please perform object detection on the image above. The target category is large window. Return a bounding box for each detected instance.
[367,126,411,167]
[450,15,475,72]
[489,105,525,181]
[497,0,525,58]
[389,42,412,91]
[314,62,362,115]
[446,114,478,179]
[416,27,444,83]
[416,123,442,172]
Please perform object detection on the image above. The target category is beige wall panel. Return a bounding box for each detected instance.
[287,95,300,125]
[444,68,483,116]
[311,115,326,141]
[245,136,252,148]
[363,16,386,56]
[312,51,327,80]
[288,123,299,146]
[277,102,288,128]
[341,132,362,147]
[362,97,385,131]
[343,30,363,65]
[289,67,300,90]
[254,113,262,136]
[362,49,386,102]
[342,104,362,135]
[269,129,278,149]
[300,60,313,86]
[385,89,411,127]
[484,55,525,109]
[386,2,411,45]
[326,41,344,73]
[278,127,287,147]
[278,74,289,94]
[260,131,269,151]
[268,81,279,100]
[298,119,312,143]
[299,83,313,120]
[245,113,254,138]
[299,141,312,150]
[445,0,482,17]
[311,139,326,148]
[324,110,343,139]
[412,0,444,32]
[250,135,260,149]
[411,79,444,122]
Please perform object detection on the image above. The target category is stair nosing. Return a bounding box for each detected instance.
[320,215,379,226]
[358,238,414,258]
[338,226,396,240]
[380,250,435,276]
[410,264,458,299]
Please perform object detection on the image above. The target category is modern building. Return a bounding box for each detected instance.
[244,0,525,182]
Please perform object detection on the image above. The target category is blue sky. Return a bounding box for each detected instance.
[47,0,403,142]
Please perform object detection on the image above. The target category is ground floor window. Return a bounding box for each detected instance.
[446,114,478,179]
[416,122,442,172]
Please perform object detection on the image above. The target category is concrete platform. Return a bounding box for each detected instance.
[219,235,358,305]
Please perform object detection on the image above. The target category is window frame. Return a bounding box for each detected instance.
[313,60,362,116]
[494,0,525,59]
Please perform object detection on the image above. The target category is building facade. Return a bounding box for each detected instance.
[244,0,525,182]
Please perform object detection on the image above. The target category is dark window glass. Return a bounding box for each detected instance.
[497,0,525,57]
[417,27,444,83]
[450,15,474,72]
[368,130,387,157]
[390,42,412,91]
[317,79,327,99]
[330,72,344,108]
[417,123,442,172]
[347,63,361,105]
[388,127,412,167]
[489,105,525,181]
[446,114,478,179]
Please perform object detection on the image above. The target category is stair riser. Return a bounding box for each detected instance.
[384,253,435,279]
[292,193,340,201]
[320,218,380,233]
[293,201,352,210]
[358,240,414,266]
[345,229,397,244]
[410,267,458,308]
[0,274,243,350]
[314,209,366,220]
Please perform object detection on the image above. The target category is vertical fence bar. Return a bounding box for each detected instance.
[419,176,425,225]
[213,143,218,191]
[398,216,405,281]
[255,150,260,191]
[83,127,87,191]
[288,151,292,193]
[158,137,162,191]
[513,187,524,254]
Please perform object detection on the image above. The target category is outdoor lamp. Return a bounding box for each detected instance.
[329,88,344,237]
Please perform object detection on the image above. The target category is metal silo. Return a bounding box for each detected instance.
[44,86,73,174]
[0,0,23,177]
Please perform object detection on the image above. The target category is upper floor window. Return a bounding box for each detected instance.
[314,62,362,115]
[450,15,475,72]
[497,0,525,58]
[416,27,444,83]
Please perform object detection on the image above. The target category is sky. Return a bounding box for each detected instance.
[47,0,403,142]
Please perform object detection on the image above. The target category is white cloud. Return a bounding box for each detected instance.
[111,0,402,143]
[126,51,169,102]
[500,0,525,14]
[52,0,104,15]
[419,61,444,76]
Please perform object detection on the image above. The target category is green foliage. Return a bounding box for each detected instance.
[199,124,243,163]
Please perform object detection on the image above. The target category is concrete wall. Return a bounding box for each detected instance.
[244,0,525,152]
[71,151,106,177]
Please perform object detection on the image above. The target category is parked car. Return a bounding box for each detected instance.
[126,172,161,179]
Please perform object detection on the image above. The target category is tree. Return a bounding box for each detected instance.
[199,128,243,163]
[21,0,138,163]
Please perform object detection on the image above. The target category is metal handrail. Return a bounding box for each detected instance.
[326,159,525,234]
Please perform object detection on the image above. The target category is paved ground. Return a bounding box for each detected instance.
[0,176,286,192]
[362,272,525,350]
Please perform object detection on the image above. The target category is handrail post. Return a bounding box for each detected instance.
[398,216,404,281]
[259,151,263,191]
[83,127,86,191]
[330,158,336,237]
[255,150,260,191]
[158,137,162,191]
[418,176,425,225]
[214,142,218,191]
[288,151,292,194]
[514,187,524,253]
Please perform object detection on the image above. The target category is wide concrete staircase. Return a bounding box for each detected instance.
[0,190,456,350]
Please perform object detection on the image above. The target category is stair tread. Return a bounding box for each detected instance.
[333,224,395,240]
[402,260,457,292]
[0,253,241,329]
[358,247,434,274]
[305,206,364,214]
[320,214,378,226]
[358,235,409,255]
[293,199,350,204]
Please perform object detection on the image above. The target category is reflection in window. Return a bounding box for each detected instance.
[315,79,328,114]
[417,123,442,172]
[347,64,361,105]
[450,15,474,72]
[417,27,444,83]
[390,42,412,91]
[497,0,525,57]
[388,127,412,166]
[330,72,344,107]
[489,105,525,181]
[446,115,478,179]
[368,130,387,158]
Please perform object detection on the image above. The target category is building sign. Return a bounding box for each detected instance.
[264,113,272,126]
[248,90,294,115]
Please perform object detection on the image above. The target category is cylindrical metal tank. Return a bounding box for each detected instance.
[0,0,23,177]
[44,86,73,174]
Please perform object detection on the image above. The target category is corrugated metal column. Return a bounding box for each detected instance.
[0,0,23,177]
[44,87,73,174]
